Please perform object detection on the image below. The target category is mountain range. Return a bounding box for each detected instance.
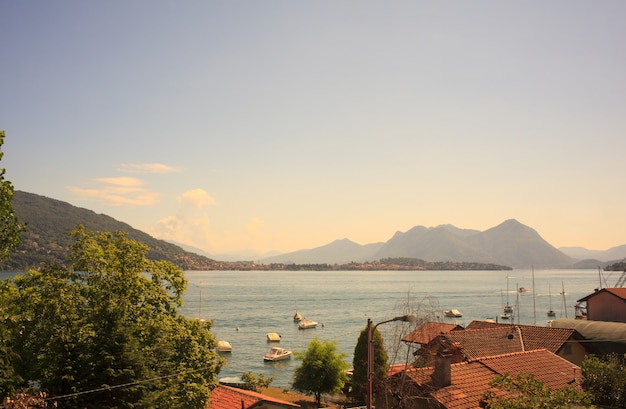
[5,191,626,270]
[259,222,626,269]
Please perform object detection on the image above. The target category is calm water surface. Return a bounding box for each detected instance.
[180,269,607,388]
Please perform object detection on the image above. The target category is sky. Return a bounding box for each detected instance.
[1,1,625,258]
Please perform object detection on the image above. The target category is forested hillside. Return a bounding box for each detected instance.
[2,191,223,271]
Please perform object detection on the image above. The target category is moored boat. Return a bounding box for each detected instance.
[217,340,232,353]
[266,332,281,342]
[264,346,292,361]
[298,318,317,329]
[444,309,463,318]
[293,311,302,322]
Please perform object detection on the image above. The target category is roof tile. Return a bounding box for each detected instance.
[209,385,300,409]
[402,322,463,344]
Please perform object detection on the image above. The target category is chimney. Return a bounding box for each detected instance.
[432,348,452,387]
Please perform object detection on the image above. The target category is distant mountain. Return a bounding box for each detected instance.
[169,240,280,262]
[373,225,484,262]
[3,191,221,271]
[262,219,582,268]
[7,191,625,271]
[261,238,384,265]
[560,245,626,262]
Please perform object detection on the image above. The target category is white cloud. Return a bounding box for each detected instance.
[67,185,161,206]
[247,217,266,232]
[177,189,216,208]
[67,176,160,206]
[95,177,145,187]
[117,163,181,174]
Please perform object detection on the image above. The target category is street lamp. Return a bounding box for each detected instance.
[367,315,416,409]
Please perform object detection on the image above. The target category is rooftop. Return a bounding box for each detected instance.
[209,384,300,409]
[402,322,463,345]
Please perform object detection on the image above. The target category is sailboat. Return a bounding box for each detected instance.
[503,275,514,314]
[547,283,556,318]
[500,288,511,320]
[293,290,302,322]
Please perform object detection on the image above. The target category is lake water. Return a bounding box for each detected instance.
[180,268,609,388]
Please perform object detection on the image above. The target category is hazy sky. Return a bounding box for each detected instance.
[2,1,625,256]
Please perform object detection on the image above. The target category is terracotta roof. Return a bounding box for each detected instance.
[404,362,497,409]
[577,287,626,302]
[478,349,581,391]
[402,322,463,345]
[443,327,523,359]
[208,384,300,409]
[464,320,575,353]
[400,349,581,409]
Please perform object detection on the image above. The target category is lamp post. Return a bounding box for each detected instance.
[367,314,416,409]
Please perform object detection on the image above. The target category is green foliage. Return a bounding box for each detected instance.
[483,373,591,409]
[292,338,349,407]
[0,226,223,408]
[582,353,626,407]
[351,325,389,405]
[3,191,219,271]
[0,131,26,261]
[240,372,274,392]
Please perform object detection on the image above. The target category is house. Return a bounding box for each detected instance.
[208,384,300,409]
[576,288,626,323]
[402,322,464,347]
[550,318,626,356]
[464,320,586,365]
[407,320,585,366]
[379,349,582,409]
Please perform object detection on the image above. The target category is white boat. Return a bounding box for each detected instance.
[217,340,232,352]
[444,309,462,318]
[500,313,511,320]
[266,332,281,342]
[293,311,302,322]
[264,346,292,361]
[298,318,317,329]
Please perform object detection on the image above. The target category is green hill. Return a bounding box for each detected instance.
[2,191,222,271]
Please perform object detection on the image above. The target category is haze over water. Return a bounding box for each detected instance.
[182,269,607,388]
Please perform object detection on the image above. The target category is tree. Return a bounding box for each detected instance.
[0,225,223,408]
[582,353,626,407]
[482,373,591,408]
[292,338,349,407]
[351,325,388,405]
[240,372,274,392]
[0,131,26,261]
[0,130,27,402]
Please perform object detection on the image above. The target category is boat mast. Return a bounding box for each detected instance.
[561,281,567,318]
[532,266,537,325]
[515,282,520,325]
[548,283,553,316]
[506,275,510,307]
